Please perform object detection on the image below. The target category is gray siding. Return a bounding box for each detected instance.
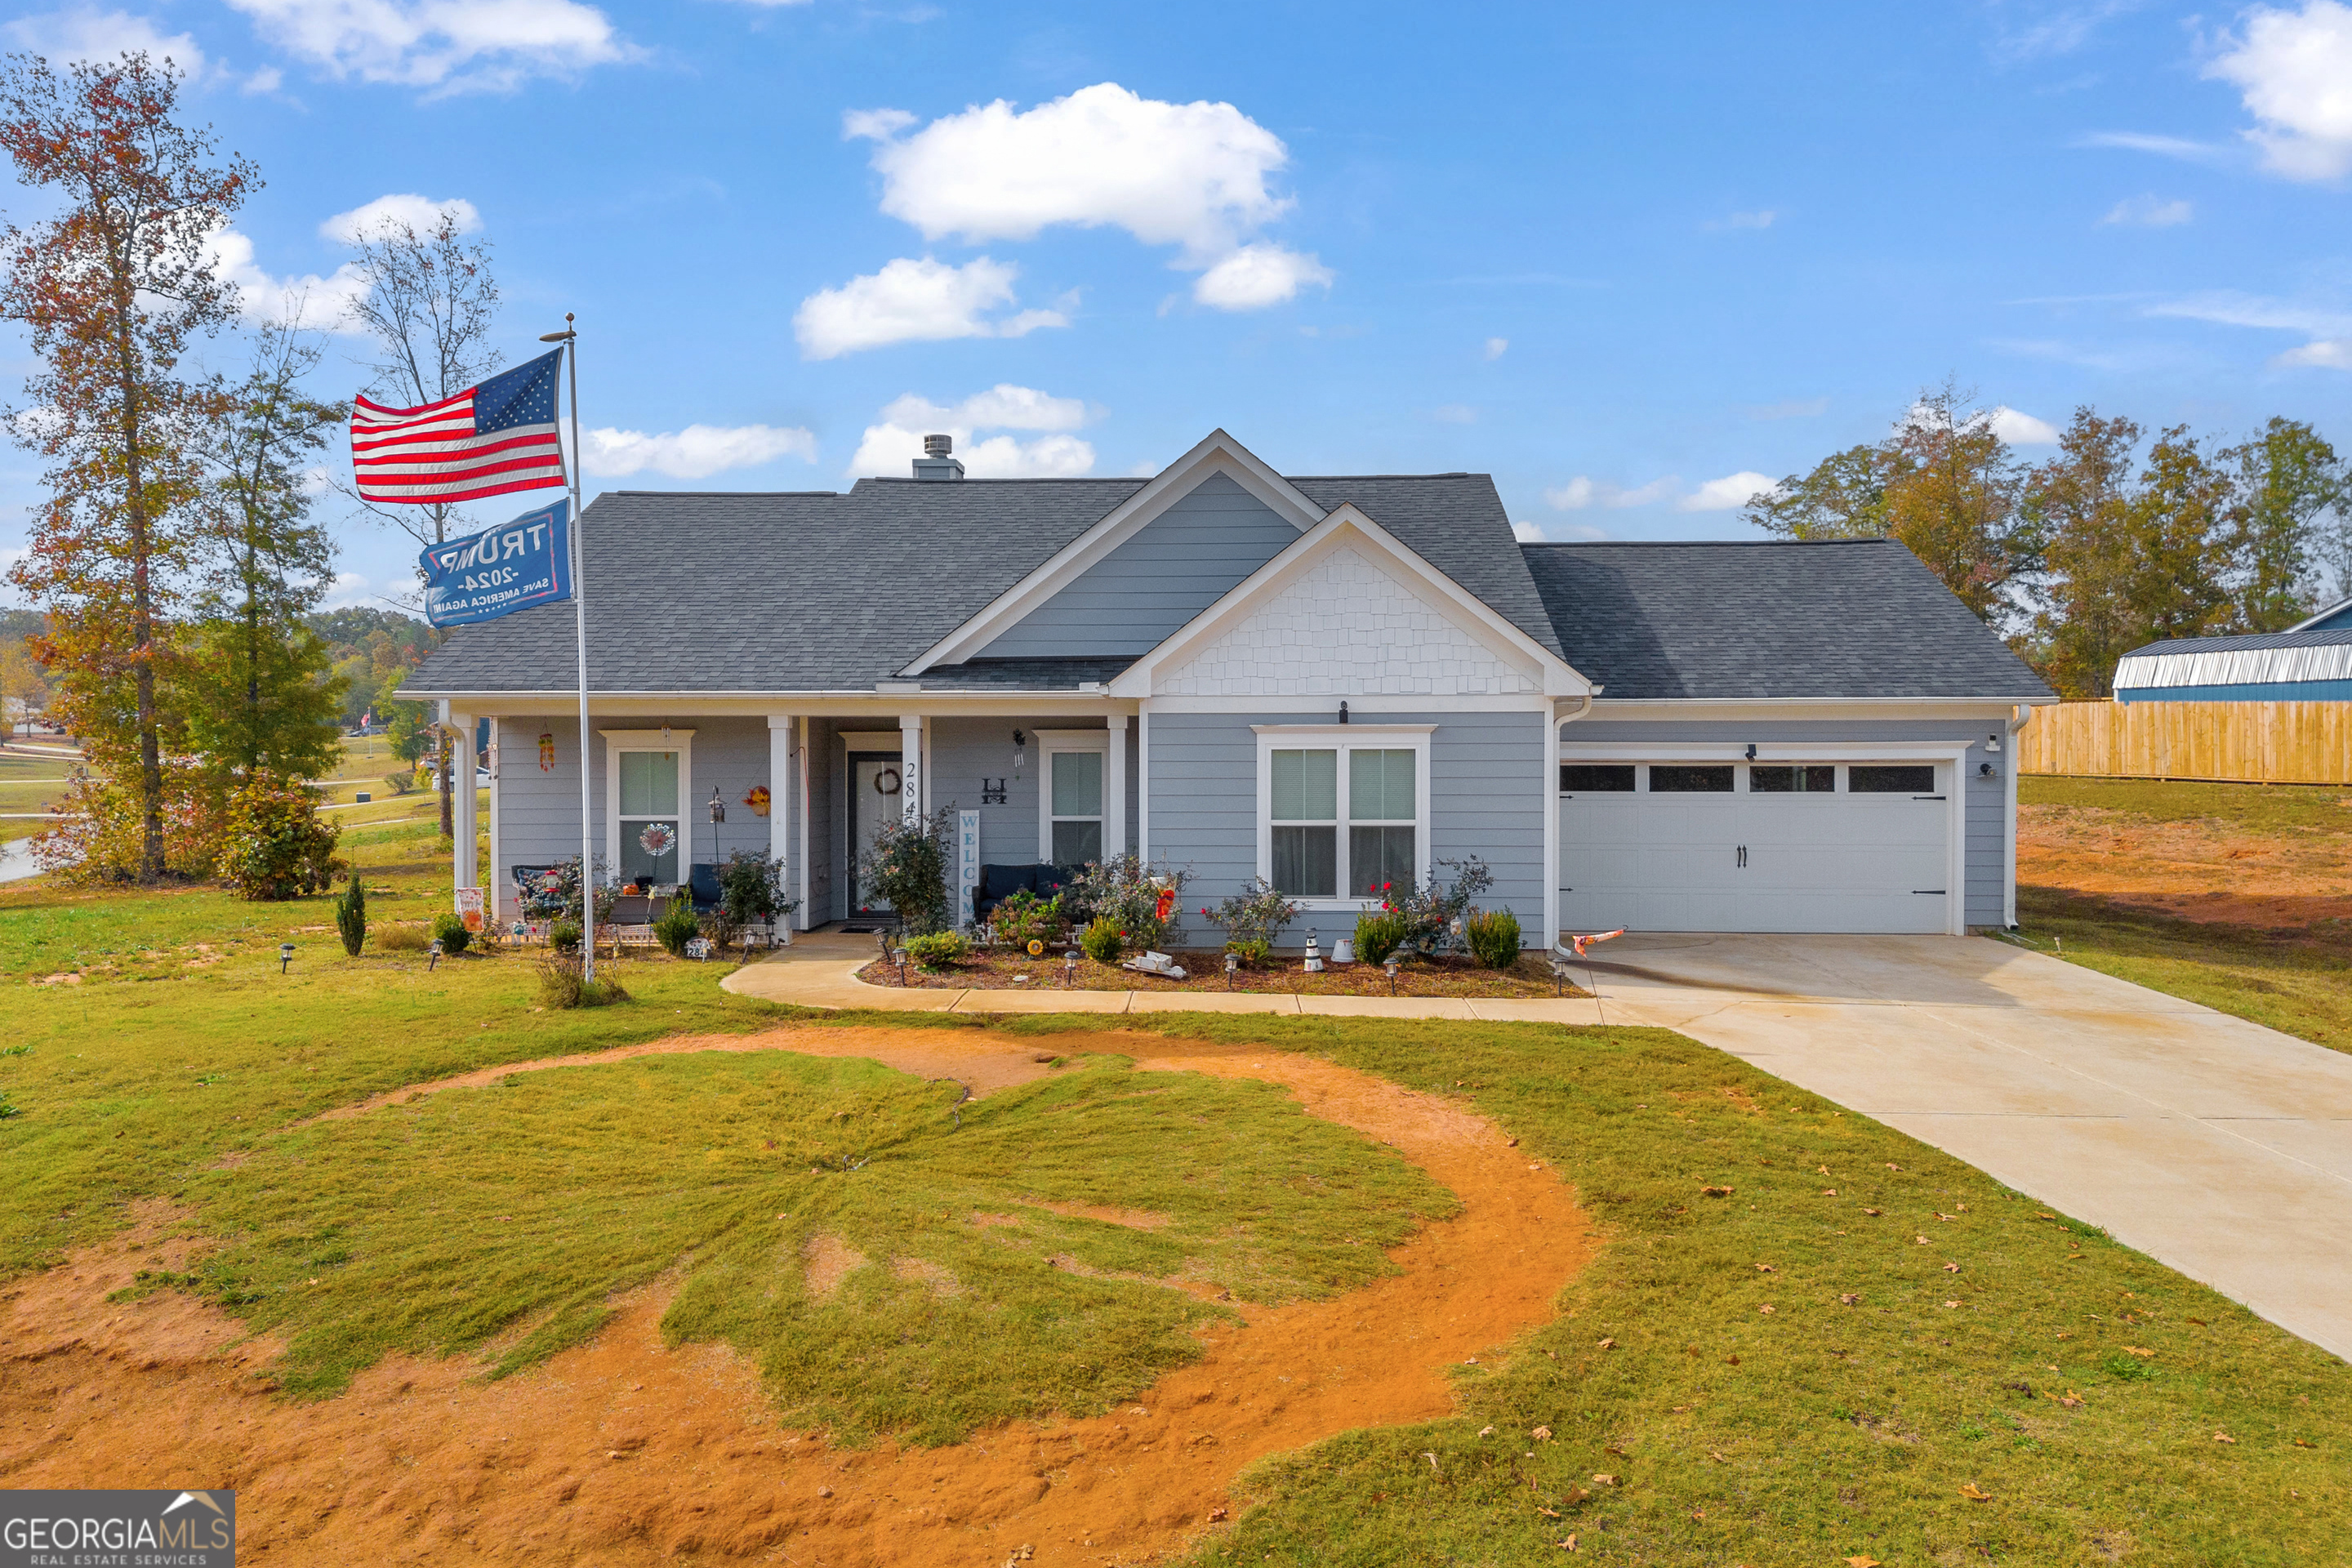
[1145,709,1550,951]
[1566,717,2014,928]
[490,715,790,923]
[979,473,1300,659]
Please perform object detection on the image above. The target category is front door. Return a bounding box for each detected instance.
[848,751,903,916]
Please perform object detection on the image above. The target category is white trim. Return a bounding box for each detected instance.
[487,719,506,923]
[905,430,1327,673]
[2289,595,2352,632]
[1138,707,1152,863]
[600,729,693,884]
[1254,728,1434,911]
[835,730,904,751]
[796,717,811,930]
[767,714,795,920]
[1542,706,1561,944]
[1108,504,1591,701]
[900,714,923,825]
[1037,728,1111,866]
[451,709,477,892]
[1107,713,1129,858]
[1586,696,2056,720]
[1149,693,1549,714]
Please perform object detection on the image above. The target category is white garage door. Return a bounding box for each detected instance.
[1558,761,1952,934]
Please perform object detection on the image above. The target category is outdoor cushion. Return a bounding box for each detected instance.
[978,863,1037,906]
[688,862,724,911]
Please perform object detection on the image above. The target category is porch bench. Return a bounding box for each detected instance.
[973,862,1085,925]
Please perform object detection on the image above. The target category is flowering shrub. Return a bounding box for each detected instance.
[716,848,798,929]
[1365,856,1495,958]
[992,890,1066,951]
[217,772,345,901]
[1069,853,1192,952]
[32,759,224,884]
[1198,877,1302,953]
[859,808,953,934]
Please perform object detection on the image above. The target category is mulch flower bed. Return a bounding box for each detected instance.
[856,947,1589,999]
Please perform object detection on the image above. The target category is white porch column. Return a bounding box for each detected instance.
[796,718,813,930]
[1541,708,1560,947]
[767,714,795,923]
[1137,706,1152,862]
[1106,712,1129,858]
[451,708,477,892]
[898,713,923,824]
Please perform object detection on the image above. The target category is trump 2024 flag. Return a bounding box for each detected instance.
[418,499,572,628]
[351,348,567,505]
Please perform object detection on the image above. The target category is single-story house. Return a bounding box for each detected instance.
[404,430,2055,946]
[2112,620,2352,704]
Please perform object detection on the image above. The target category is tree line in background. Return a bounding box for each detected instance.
[1746,381,2350,700]
[0,51,501,885]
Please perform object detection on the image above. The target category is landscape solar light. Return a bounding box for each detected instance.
[1550,951,1573,997]
[429,938,443,971]
[894,949,910,986]
[278,942,295,973]
[1223,951,1238,990]
[1063,947,1078,987]
[1384,956,1401,995]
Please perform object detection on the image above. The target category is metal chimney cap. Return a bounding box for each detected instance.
[922,433,953,457]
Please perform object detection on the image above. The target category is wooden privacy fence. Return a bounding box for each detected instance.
[2018,700,2352,785]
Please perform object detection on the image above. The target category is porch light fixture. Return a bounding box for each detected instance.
[1744,743,1757,760]
[278,942,295,973]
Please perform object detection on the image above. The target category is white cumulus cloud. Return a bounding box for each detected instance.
[322,193,482,243]
[1483,336,1508,360]
[846,385,1097,479]
[848,82,1326,311]
[1987,406,2061,445]
[2207,0,2352,181]
[206,227,369,332]
[792,256,1068,360]
[1192,243,1332,310]
[582,424,817,480]
[1544,476,1679,511]
[4,7,206,71]
[2101,194,2194,225]
[1678,471,1778,512]
[222,0,634,95]
[2276,339,2352,368]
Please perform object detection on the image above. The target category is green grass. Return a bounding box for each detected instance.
[1088,1013,2350,1567]
[2020,773,2352,835]
[7,826,2348,1562]
[0,742,78,842]
[162,1049,1446,1443]
[2016,773,2352,1055]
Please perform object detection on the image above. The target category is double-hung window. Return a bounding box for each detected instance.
[1258,727,1431,904]
[601,729,694,889]
[1036,730,1110,867]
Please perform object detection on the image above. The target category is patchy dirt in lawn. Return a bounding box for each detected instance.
[862,947,1585,999]
[0,1024,1591,1567]
[2020,802,2352,934]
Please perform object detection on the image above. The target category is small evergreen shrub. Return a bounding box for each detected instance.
[1352,908,1410,966]
[653,893,702,957]
[549,919,584,955]
[430,911,472,956]
[1079,915,1125,964]
[334,877,367,956]
[1225,937,1274,969]
[902,931,970,970]
[1464,906,1522,969]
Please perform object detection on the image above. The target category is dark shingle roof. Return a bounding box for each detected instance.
[2119,626,2352,658]
[1521,539,2054,701]
[408,467,1560,694]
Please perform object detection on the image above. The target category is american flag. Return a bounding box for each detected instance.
[350,348,568,505]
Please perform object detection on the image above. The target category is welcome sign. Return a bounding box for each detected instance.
[418,500,572,628]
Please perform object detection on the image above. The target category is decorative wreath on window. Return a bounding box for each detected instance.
[637,822,677,858]
[875,767,902,795]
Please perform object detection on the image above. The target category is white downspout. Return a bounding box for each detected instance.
[1548,688,1597,947]
[2003,703,2032,929]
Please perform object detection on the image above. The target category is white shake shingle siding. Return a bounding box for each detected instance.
[1147,709,1549,950]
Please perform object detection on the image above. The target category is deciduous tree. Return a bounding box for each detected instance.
[2223,418,2345,632]
[0,51,254,879]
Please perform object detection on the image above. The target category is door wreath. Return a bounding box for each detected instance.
[875,767,902,795]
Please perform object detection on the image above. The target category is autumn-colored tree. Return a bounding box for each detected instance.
[0,51,254,880]
[182,320,347,784]
[2020,409,2143,699]
[1746,382,2034,623]
[341,202,501,841]
[1,633,49,739]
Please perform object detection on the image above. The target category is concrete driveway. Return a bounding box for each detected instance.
[1575,933,2352,1365]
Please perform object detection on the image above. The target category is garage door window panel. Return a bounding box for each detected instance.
[1650,764,1735,792]
[1749,764,1835,793]
[1851,764,1938,794]
[1560,764,1636,793]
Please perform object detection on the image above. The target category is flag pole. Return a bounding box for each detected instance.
[542,314,594,981]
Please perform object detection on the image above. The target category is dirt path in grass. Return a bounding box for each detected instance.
[0,1024,1591,1567]
[2020,803,2352,932]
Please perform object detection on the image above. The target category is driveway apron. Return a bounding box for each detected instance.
[1576,932,2352,1365]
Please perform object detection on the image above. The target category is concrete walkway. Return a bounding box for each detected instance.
[1579,932,2352,1365]
[718,929,1606,1023]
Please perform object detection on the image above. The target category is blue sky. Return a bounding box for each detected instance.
[2,0,2349,609]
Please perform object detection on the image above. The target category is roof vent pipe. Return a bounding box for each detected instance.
[913,433,964,482]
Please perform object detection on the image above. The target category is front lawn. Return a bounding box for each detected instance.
[4,827,2346,1566]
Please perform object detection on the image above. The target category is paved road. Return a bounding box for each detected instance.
[1578,932,2352,1365]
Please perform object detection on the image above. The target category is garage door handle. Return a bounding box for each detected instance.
[1736,845,1747,868]
[1913,889,1946,895]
